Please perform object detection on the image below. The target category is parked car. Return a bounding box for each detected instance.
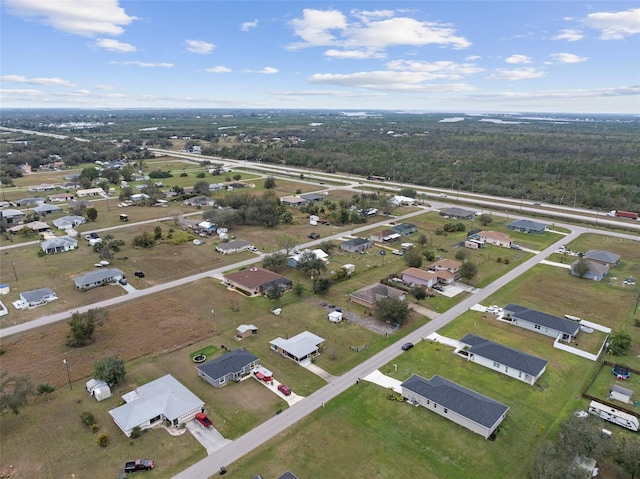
[401,342,414,351]
[85,232,100,240]
[379,250,386,255]
[433,285,445,292]
[195,412,213,428]
[119,278,128,286]
[248,246,258,252]
[124,459,154,472]
[134,271,145,278]
[392,249,404,256]
[277,384,292,396]
[308,232,320,239]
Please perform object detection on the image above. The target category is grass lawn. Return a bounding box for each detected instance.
[586,361,640,405]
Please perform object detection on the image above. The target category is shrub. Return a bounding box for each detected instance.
[96,433,109,447]
[496,257,503,263]
[37,250,46,257]
[91,424,99,433]
[80,411,95,426]
[196,172,205,178]
[504,258,510,265]
[130,426,142,438]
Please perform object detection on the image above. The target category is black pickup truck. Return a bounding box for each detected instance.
[124,459,154,472]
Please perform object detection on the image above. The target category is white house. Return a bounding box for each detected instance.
[41,235,78,254]
[109,375,204,436]
[19,288,58,308]
[269,331,325,364]
[503,304,580,343]
[458,334,548,385]
[216,239,252,254]
[400,374,509,439]
[76,187,104,197]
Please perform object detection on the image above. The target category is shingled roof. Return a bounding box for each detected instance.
[504,304,580,336]
[197,349,259,381]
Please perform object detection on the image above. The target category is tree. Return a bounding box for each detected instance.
[292,283,305,296]
[455,249,468,261]
[317,240,337,254]
[86,207,98,222]
[609,331,632,356]
[154,225,163,240]
[459,261,478,283]
[79,166,99,182]
[479,214,493,226]
[266,285,284,304]
[616,436,640,479]
[66,308,107,347]
[0,371,34,415]
[417,234,427,246]
[404,248,423,268]
[93,355,126,386]
[193,180,210,196]
[375,297,411,326]
[573,258,590,278]
[296,250,326,278]
[264,177,276,189]
[276,234,298,254]
[262,252,287,272]
[423,250,436,261]
[398,187,417,198]
[411,286,427,301]
[558,415,614,461]
[132,231,156,248]
[95,234,125,261]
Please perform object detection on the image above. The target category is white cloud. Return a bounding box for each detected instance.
[4,0,137,36]
[241,19,258,31]
[94,84,117,90]
[205,66,232,73]
[582,8,640,40]
[549,53,588,64]
[95,38,136,52]
[185,39,215,54]
[505,54,533,64]
[288,8,471,51]
[308,70,475,92]
[1,74,76,87]
[487,67,545,81]
[552,29,584,42]
[468,86,640,101]
[465,55,482,61]
[386,60,484,79]
[0,88,45,97]
[111,61,173,68]
[257,67,279,74]
[324,49,386,59]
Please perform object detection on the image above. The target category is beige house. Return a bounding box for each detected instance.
[401,268,438,289]
[349,283,406,309]
[477,231,512,247]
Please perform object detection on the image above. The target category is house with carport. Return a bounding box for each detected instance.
[369,229,401,244]
[427,259,462,284]
[53,215,85,230]
[400,374,509,439]
[19,287,58,308]
[475,231,512,247]
[32,204,62,215]
[73,268,124,290]
[236,324,258,340]
[507,219,547,234]
[41,235,78,254]
[340,237,371,253]
[503,303,580,343]
[109,374,204,437]
[197,349,260,388]
[401,268,438,289]
[281,195,308,207]
[48,192,75,202]
[223,267,292,296]
[287,249,329,268]
[458,334,548,385]
[349,283,406,310]
[216,239,252,254]
[0,209,26,225]
[269,331,325,364]
[8,221,51,235]
[439,207,476,220]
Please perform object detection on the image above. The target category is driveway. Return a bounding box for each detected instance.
[185,420,232,455]
[252,375,305,406]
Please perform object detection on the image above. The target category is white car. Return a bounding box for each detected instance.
[392,249,404,256]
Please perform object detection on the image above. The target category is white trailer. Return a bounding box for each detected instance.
[587,400,639,431]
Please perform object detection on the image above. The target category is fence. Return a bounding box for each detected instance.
[350,344,368,352]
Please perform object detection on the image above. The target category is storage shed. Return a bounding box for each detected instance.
[86,378,112,401]
[609,384,633,404]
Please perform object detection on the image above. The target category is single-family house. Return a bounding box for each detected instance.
[223,267,292,296]
[583,250,621,267]
[439,207,476,220]
[76,188,105,197]
[507,219,547,234]
[68,199,91,211]
[390,195,416,206]
[270,331,325,363]
[369,229,401,243]
[130,193,150,202]
[400,374,509,439]
[19,288,58,308]
[340,237,371,253]
[349,283,406,309]
[197,221,217,234]
[570,260,609,281]
[48,192,75,202]
[476,231,512,247]
[183,196,215,207]
[428,259,462,284]
[281,195,308,207]
[216,239,252,254]
[401,268,438,289]
[197,349,260,388]
[53,215,85,230]
[300,193,324,203]
[287,249,329,268]
[12,197,45,207]
[458,334,548,385]
[392,223,418,236]
[503,304,580,343]
[278,472,300,479]
[208,183,224,192]
[8,221,51,235]
[0,209,26,225]
[609,384,633,404]
[29,184,56,192]
[32,204,62,215]
[41,235,78,254]
[236,324,258,339]
[109,374,204,436]
[73,268,124,290]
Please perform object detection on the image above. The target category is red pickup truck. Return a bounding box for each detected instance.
[195,412,213,428]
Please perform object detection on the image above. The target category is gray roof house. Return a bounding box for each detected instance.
[0,209,26,224]
[503,303,580,343]
[459,334,548,385]
[216,239,252,254]
[507,219,547,233]
[300,193,324,202]
[53,215,86,229]
[41,235,78,254]
[570,260,609,281]
[583,250,621,267]
[73,268,124,290]
[439,207,476,220]
[400,374,509,439]
[340,237,371,253]
[32,204,62,215]
[197,349,259,388]
[12,197,45,207]
[278,472,300,479]
[392,223,418,236]
[19,287,58,308]
[349,283,406,310]
[109,374,204,437]
[270,331,325,364]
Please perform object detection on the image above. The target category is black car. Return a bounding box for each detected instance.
[433,285,445,292]
[134,271,145,278]
[308,232,320,239]
[401,342,414,351]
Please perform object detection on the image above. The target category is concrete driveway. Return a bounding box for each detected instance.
[185,420,232,455]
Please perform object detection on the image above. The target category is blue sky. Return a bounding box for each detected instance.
[1,1,639,113]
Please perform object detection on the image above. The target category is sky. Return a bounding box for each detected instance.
[1,1,639,114]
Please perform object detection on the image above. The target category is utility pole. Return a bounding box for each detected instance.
[11,261,18,282]
[64,353,72,390]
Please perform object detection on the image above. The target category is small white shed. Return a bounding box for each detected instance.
[328,311,343,323]
[342,264,355,275]
[609,384,633,404]
[86,378,112,401]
